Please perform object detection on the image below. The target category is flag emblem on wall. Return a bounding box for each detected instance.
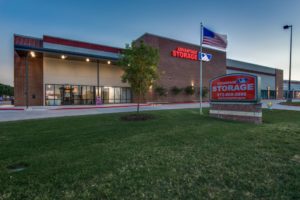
[198,52,212,62]
[202,27,227,49]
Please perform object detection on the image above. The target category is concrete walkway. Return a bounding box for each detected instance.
[0,100,299,122]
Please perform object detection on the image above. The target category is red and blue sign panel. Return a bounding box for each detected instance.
[171,47,212,62]
[210,74,261,102]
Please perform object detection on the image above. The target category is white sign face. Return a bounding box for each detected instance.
[199,52,212,62]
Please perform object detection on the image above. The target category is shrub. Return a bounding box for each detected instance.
[155,86,167,96]
[195,87,209,97]
[202,87,208,97]
[184,86,195,95]
[171,86,182,95]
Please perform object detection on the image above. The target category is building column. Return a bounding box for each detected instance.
[97,60,100,96]
[25,54,29,108]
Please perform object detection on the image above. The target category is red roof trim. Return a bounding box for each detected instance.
[14,35,43,48]
[43,35,122,54]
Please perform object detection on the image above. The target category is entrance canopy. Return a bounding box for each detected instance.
[14,34,129,107]
[14,34,123,64]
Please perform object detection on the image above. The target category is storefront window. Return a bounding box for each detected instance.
[109,87,115,103]
[126,88,132,103]
[72,85,81,105]
[45,84,131,105]
[82,86,87,100]
[115,88,121,103]
[86,86,95,104]
[102,87,109,104]
[96,87,101,98]
[121,88,127,103]
[55,85,63,105]
[45,84,54,106]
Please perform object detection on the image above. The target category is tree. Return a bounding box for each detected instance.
[0,83,14,96]
[119,41,159,113]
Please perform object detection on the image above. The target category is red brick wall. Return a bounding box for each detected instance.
[210,103,262,124]
[136,34,227,103]
[14,52,43,106]
[275,69,283,99]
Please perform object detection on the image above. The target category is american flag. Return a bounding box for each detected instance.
[202,27,227,49]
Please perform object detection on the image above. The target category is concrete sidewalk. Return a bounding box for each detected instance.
[0,102,209,122]
[0,100,299,122]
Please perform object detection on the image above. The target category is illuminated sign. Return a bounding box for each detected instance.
[171,47,212,62]
[171,47,198,61]
[210,74,261,102]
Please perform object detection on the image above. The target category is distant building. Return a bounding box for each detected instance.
[226,59,283,99]
[284,80,300,99]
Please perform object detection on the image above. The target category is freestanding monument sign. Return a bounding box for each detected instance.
[209,73,262,124]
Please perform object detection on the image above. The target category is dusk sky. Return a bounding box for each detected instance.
[0,0,299,86]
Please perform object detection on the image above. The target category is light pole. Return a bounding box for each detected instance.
[283,25,293,102]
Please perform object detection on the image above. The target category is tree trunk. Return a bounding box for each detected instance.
[137,84,142,114]
[137,94,140,113]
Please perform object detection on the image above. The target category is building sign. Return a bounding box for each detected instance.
[171,47,198,61]
[210,74,261,102]
[171,47,212,62]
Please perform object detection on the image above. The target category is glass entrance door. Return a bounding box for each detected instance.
[61,85,73,105]
[102,88,109,104]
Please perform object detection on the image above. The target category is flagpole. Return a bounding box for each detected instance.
[200,22,203,115]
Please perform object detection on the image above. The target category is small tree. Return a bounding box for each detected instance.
[0,84,14,97]
[202,87,208,98]
[119,41,159,113]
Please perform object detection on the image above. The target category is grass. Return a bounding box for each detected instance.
[0,109,300,199]
[280,101,300,106]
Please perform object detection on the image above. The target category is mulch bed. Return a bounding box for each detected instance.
[120,113,155,121]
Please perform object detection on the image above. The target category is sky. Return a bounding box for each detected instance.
[0,0,300,86]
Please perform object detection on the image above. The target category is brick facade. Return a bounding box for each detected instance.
[210,103,262,124]
[137,33,227,103]
[275,69,284,99]
[13,33,285,106]
[14,52,43,106]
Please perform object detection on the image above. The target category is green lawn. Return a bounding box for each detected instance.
[0,109,300,199]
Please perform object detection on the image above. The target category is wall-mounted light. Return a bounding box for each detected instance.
[30,51,36,58]
[107,60,111,65]
[86,58,90,62]
[61,55,66,59]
